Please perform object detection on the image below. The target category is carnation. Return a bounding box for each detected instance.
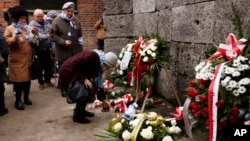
[122,130,132,141]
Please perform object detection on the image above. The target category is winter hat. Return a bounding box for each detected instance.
[104,52,118,68]
[47,10,57,18]
[62,2,75,9]
[11,6,28,21]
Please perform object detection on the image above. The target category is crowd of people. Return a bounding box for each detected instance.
[0,1,116,124]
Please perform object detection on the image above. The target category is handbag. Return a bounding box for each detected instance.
[66,72,89,104]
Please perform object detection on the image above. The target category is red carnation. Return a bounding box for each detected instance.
[194,112,200,118]
[215,100,223,108]
[231,107,239,116]
[188,80,196,87]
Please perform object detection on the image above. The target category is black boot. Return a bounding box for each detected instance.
[24,81,32,105]
[61,90,67,97]
[15,100,24,110]
[83,110,95,117]
[0,108,8,116]
[72,112,91,124]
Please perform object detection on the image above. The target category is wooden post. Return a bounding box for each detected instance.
[163,63,182,106]
[140,83,152,113]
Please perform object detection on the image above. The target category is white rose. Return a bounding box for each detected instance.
[168,126,182,134]
[151,52,156,58]
[122,130,132,141]
[113,122,122,132]
[146,49,152,55]
[123,81,127,85]
[111,91,116,96]
[117,59,121,65]
[162,135,173,141]
[140,128,154,140]
[143,56,149,62]
[141,51,146,56]
[170,119,177,126]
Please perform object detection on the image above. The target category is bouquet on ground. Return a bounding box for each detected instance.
[96,112,182,141]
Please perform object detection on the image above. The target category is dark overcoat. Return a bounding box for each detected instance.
[57,51,100,91]
[50,16,83,63]
[0,26,9,83]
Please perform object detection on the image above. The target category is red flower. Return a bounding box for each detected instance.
[194,112,200,118]
[231,107,239,116]
[31,29,36,34]
[199,94,207,102]
[198,79,206,85]
[216,100,223,108]
[187,89,199,97]
[189,102,199,111]
[228,114,238,124]
[202,108,209,115]
[188,80,196,87]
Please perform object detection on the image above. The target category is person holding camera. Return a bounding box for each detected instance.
[4,6,33,110]
[57,50,117,124]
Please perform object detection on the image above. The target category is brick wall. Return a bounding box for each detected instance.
[0,0,104,50]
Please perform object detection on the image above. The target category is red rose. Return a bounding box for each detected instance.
[231,107,239,116]
[215,100,223,108]
[199,94,207,102]
[31,29,36,34]
[202,108,208,115]
[228,114,238,124]
[205,119,209,126]
[198,79,206,85]
[194,112,200,118]
[187,89,199,97]
[188,80,196,87]
[149,58,154,64]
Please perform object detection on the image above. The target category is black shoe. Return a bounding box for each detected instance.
[73,114,91,124]
[83,110,95,117]
[101,108,109,112]
[61,91,67,97]
[0,108,8,116]
[15,101,24,110]
[24,99,32,105]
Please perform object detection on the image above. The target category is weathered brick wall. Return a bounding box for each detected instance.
[104,0,250,102]
[0,0,104,50]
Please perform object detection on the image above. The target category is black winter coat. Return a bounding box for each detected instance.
[0,25,9,83]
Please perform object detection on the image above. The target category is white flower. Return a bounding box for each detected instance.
[151,46,157,51]
[239,78,250,85]
[147,49,152,55]
[232,71,241,77]
[168,126,182,134]
[170,119,177,126]
[129,119,140,128]
[147,112,158,120]
[140,128,154,140]
[233,90,240,97]
[121,119,125,123]
[123,81,127,85]
[237,86,246,94]
[119,70,124,75]
[140,51,146,56]
[121,47,126,53]
[111,91,116,96]
[143,56,149,62]
[113,122,122,132]
[151,52,156,58]
[122,130,132,141]
[119,53,123,58]
[117,59,121,65]
[232,59,241,67]
[228,80,238,88]
[162,135,173,141]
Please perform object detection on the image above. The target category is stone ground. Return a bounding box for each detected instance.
[0,78,204,141]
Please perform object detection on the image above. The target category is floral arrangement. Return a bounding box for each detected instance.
[185,33,250,141]
[111,33,170,91]
[96,112,182,141]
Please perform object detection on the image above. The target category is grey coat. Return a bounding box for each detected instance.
[50,16,83,62]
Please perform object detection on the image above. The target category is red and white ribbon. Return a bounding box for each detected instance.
[121,94,133,103]
[170,106,183,120]
[208,63,226,141]
[113,99,127,113]
[207,33,246,61]
[103,80,115,89]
